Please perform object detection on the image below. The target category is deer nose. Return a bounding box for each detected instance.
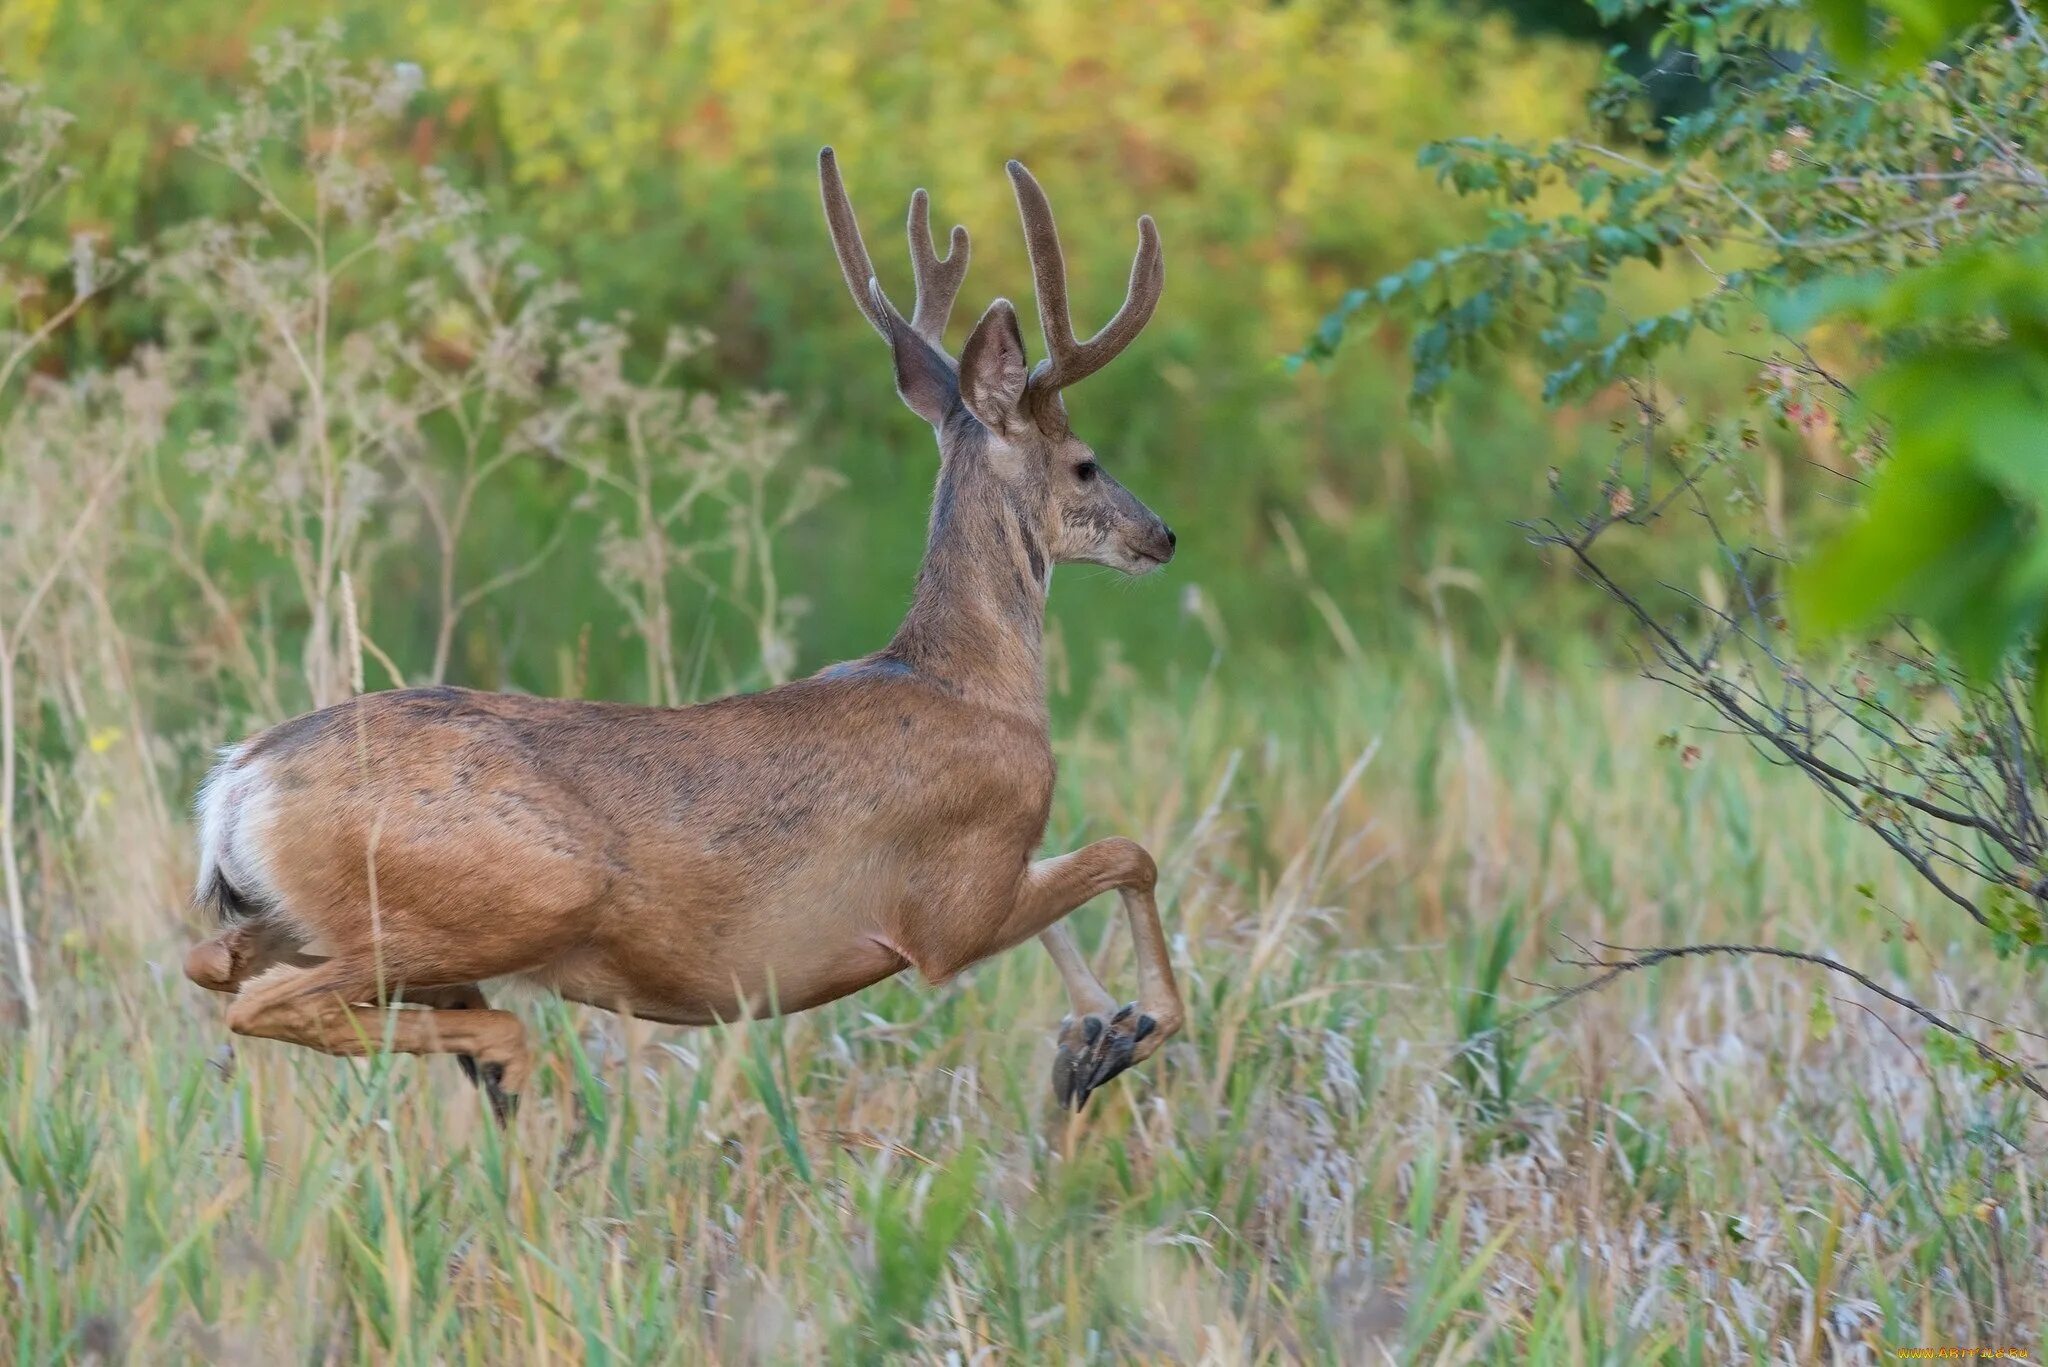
[1165,527,1177,550]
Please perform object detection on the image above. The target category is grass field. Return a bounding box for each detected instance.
[4,660,2040,1363]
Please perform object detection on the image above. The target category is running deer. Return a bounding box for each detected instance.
[182,149,1184,1118]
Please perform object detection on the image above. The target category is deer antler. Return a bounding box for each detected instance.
[1007,159,1163,401]
[819,147,970,353]
[906,188,970,349]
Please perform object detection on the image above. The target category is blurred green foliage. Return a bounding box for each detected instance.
[1307,0,2048,1012]
[2,0,1613,699]
[1300,4,2048,407]
[1306,0,2048,720]
[1803,0,1999,70]
[1781,238,2048,723]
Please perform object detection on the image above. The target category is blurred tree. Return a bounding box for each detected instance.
[1479,0,1707,124]
[3,0,1604,692]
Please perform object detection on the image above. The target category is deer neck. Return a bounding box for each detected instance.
[886,436,1050,722]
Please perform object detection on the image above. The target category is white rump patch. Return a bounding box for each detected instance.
[192,744,278,906]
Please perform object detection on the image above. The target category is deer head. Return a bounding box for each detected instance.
[818,149,1176,577]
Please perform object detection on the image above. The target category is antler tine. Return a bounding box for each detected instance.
[907,188,970,350]
[818,147,893,340]
[1006,159,1164,395]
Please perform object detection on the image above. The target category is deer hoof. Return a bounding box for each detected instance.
[1052,1003,1158,1111]
[483,1064,519,1124]
[183,936,240,993]
[457,1056,519,1124]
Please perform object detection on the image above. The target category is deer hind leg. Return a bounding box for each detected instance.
[401,983,516,1117]
[184,919,324,994]
[1009,837,1186,1110]
[226,959,531,1123]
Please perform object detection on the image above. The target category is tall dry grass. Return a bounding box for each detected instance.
[5,659,2046,1361]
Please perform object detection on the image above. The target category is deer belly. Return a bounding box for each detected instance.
[532,918,912,1026]
[524,836,920,1022]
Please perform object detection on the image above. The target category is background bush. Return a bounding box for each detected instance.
[3,0,1630,702]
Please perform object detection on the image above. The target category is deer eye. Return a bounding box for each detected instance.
[1074,461,1099,482]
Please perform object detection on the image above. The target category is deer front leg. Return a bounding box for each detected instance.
[1039,923,1116,1018]
[1008,838,1185,1110]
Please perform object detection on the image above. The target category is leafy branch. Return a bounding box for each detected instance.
[1305,0,2048,1105]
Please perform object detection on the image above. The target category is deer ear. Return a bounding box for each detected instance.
[958,299,1029,431]
[871,279,958,428]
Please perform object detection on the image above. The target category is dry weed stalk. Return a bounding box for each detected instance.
[0,79,138,1018]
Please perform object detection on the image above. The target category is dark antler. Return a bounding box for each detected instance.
[1006,159,1163,399]
[819,147,969,352]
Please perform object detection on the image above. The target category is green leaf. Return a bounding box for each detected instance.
[2032,633,2048,748]
[1789,460,2019,650]
[1808,0,1876,67]
[1808,989,1837,1042]
[1765,273,1889,335]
